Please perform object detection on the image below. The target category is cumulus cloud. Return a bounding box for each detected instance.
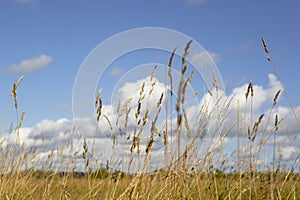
[9,54,52,74]
[1,73,299,172]
[281,146,298,160]
[116,76,166,105]
[229,74,282,111]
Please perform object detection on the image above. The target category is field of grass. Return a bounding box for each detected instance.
[1,37,299,199]
[0,169,299,199]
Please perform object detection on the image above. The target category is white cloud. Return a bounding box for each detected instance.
[281,146,297,160]
[109,67,123,77]
[1,73,299,173]
[116,76,166,106]
[268,106,300,135]
[9,55,52,73]
[229,73,282,111]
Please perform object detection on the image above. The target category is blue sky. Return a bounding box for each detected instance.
[1,0,299,127]
[0,0,300,172]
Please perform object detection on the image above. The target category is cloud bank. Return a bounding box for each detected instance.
[1,73,299,172]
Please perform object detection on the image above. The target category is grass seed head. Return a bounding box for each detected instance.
[275,114,279,131]
[17,111,25,130]
[262,36,269,54]
[212,69,218,91]
[208,90,213,96]
[248,125,251,140]
[168,47,177,96]
[273,89,281,106]
[182,40,193,65]
[151,65,157,81]
[10,75,24,109]
[157,93,164,107]
[245,81,253,99]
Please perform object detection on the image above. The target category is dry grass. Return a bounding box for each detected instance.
[0,38,299,199]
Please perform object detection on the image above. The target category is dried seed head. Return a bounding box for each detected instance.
[245,81,253,100]
[11,83,17,97]
[137,137,141,155]
[10,75,24,96]
[119,128,123,137]
[96,98,102,122]
[182,40,193,65]
[182,64,187,75]
[212,69,218,91]
[106,160,109,170]
[135,102,141,120]
[267,55,272,62]
[262,36,269,54]
[163,129,167,146]
[253,123,258,134]
[95,88,103,122]
[151,106,161,136]
[95,88,102,108]
[250,82,254,97]
[140,82,145,97]
[208,90,213,96]
[149,80,156,96]
[82,138,89,167]
[273,89,281,106]
[183,108,191,138]
[258,114,264,124]
[83,138,88,153]
[275,114,279,131]
[104,114,113,131]
[168,47,177,96]
[16,75,24,86]
[253,114,264,133]
[125,107,132,129]
[169,47,177,68]
[10,75,24,109]
[142,106,149,127]
[113,134,118,145]
[145,136,154,153]
[251,133,256,142]
[157,93,164,107]
[130,136,137,153]
[182,70,194,104]
[248,125,251,140]
[151,65,157,81]
[17,112,25,130]
[176,101,180,112]
[177,114,182,127]
[183,146,188,161]
[13,91,18,109]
